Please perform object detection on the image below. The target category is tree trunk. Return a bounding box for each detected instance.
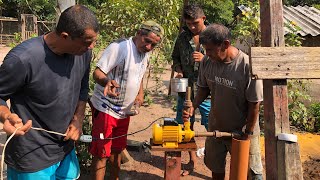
[55,0,75,23]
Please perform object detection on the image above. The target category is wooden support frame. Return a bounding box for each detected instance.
[151,139,197,180]
[277,141,303,179]
[164,151,181,180]
[258,0,304,179]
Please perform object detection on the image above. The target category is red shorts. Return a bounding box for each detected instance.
[89,106,130,158]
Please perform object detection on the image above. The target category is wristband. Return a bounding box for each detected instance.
[245,129,254,135]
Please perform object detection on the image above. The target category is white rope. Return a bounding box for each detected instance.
[31,127,66,137]
[0,116,164,179]
[0,127,66,180]
[1,127,21,180]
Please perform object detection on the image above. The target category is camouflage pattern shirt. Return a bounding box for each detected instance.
[172,28,206,98]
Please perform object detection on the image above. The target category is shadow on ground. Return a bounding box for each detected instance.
[127,151,164,170]
[119,170,163,180]
[303,158,320,180]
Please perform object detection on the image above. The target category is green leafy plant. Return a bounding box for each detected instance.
[143,89,153,106]
[8,32,38,48]
[284,21,304,47]
[231,0,261,47]
[288,80,312,131]
[314,4,320,10]
[308,103,320,132]
[8,32,22,48]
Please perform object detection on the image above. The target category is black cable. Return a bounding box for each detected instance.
[91,116,165,140]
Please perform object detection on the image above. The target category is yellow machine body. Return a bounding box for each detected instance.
[152,121,195,148]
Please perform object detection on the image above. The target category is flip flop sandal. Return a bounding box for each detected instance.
[181,162,195,176]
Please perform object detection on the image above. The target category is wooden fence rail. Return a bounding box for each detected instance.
[0,15,54,46]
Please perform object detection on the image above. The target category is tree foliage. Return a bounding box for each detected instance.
[97,0,180,46]
[231,0,260,46]
[187,0,234,25]
[283,0,320,6]
[0,0,56,20]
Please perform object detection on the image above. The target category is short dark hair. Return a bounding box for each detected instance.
[183,4,205,20]
[56,5,99,39]
[200,23,231,45]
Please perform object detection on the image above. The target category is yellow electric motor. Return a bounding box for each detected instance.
[152,118,195,148]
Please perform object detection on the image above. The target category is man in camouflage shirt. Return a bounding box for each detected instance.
[171,4,211,176]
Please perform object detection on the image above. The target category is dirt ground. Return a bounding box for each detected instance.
[81,65,320,180]
[0,46,320,179]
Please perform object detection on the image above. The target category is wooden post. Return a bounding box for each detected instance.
[21,14,38,41]
[55,0,75,24]
[164,151,181,180]
[258,0,303,179]
[151,139,197,179]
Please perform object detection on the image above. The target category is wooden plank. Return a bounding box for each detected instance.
[21,14,26,41]
[251,47,320,79]
[164,151,181,180]
[33,15,38,36]
[0,18,18,22]
[277,141,303,180]
[150,138,197,151]
[0,34,14,45]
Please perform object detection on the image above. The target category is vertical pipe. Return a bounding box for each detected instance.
[230,138,250,180]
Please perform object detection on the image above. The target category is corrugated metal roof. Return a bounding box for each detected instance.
[283,5,320,36]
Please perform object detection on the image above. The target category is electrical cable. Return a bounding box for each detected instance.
[91,116,163,140]
[0,116,164,179]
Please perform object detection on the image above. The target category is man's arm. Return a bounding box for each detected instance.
[64,100,86,141]
[93,67,120,97]
[193,87,210,110]
[183,86,210,122]
[64,58,91,141]
[134,78,144,107]
[171,37,183,77]
[0,55,32,135]
[93,67,109,87]
[244,101,261,138]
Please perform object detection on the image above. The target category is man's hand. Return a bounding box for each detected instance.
[182,106,194,123]
[175,72,183,78]
[239,133,252,140]
[103,80,120,97]
[3,113,32,136]
[134,96,143,108]
[192,51,204,62]
[64,118,82,141]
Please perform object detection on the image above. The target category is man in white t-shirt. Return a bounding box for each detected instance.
[89,20,164,180]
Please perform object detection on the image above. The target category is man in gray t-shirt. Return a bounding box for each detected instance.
[183,23,263,180]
